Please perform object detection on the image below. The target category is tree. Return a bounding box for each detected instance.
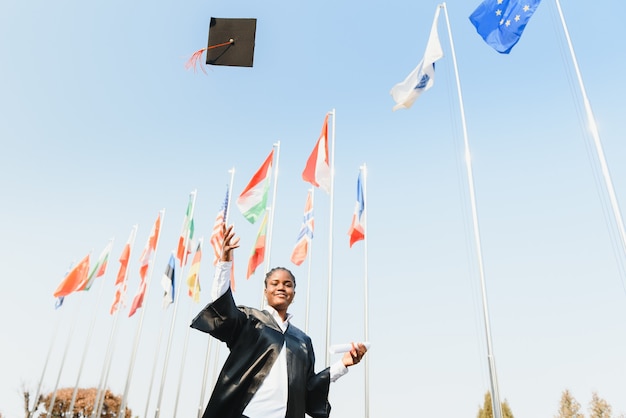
[477,391,515,418]
[555,389,584,418]
[588,391,612,418]
[36,387,132,418]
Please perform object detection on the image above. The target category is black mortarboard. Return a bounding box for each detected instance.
[206,17,257,67]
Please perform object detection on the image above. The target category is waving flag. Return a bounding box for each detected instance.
[291,190,314,266]
[110,226,137,315]
[348,171,365,248]
[52,254,90,298]
[177,191,196,266]
[84,239,114,291]
[186,241,203,303]
[247,211,268,279]
[237,150,273,223]
[129,212,163,317]
[302,115,331,193]
[161,253,176,309]
[210,188,229,265]
[469,0,542,54]
[390,6,443,111]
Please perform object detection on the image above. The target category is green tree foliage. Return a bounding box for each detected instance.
[588,391,612,418]
[555,389,584,418]
[35,387,131,418]
[477,391,515,418]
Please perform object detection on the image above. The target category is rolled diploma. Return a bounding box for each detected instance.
[329,342,371,354]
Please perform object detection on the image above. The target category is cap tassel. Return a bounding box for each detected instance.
[185,48,209,74]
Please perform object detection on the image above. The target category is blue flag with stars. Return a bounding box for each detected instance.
[469,0,542,54]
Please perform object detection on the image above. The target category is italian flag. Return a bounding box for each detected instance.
[237,149,274,223]
[247,211,268,279]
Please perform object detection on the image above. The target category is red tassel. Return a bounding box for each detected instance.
[185,48,208,74]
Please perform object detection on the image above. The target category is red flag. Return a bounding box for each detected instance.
[247,212,268,279]
[129,213,163,317]
[111,226,137,315]
[302,114,331,193]
[52,254,90,298]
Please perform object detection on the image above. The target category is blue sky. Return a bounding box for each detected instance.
[2,1,626,417]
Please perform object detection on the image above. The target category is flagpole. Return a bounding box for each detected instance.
[119,210,165,417]
[155,190,197,418]
[261,142,281,307]
[29,307,62,418]
[554,0,626,283]
[173,298,199,416]
[94,225,138,418]
[67,263,111,415]
[305,188,315,334]
[46,292,84,418]
[441,3,503,417]
[325,108,336,367]
[143,310,169,418]
[360,164,370,418]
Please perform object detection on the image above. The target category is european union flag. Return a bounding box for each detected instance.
[469,0,542,54]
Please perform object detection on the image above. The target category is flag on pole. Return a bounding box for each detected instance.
[177,192,196,267]
[247,211,268,279]
[390,6,443,111]
[161,253,176,309]
[237,150,274,224]
[186,241,203,303]
[348,171,365,248]
[84,240,114,291]
[210,188,229,265]
[52,254,90,298]
[302,115,331,193]
[110,226,137,315]
[469,0,541,54]
[291,190,314,266]
[128,212,162,317]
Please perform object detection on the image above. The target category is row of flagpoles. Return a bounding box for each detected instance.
[37,109,369,418]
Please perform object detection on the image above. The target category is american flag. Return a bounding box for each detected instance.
[210,188,229,265]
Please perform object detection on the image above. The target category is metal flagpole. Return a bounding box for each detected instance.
[324,108,336,367]
[68,259,112,415]
[155,190,197,418]
[554,0,626,283]
[260,142,281,308]
[173,295,201,416]
[441,3,503,417]
[46,293,84,418]
[29,311,61,418]
[94,225,138,418]
[360,164,370,418]
[119,210,165,417]
[143,310,169,418]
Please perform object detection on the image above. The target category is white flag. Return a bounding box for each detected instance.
[390,6,443,111]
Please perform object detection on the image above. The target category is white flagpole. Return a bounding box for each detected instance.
[554,0,626,282]
[155,190,197,418]
[173,294,201,416]
[29,307,63,418]
[94,225,138,418]
[325,108,336,367]
[119,210,165,417]
[143,310,169,418]
[68,250,114,415]
[441,3,503,417]
[46,295,84,418]
[261,142,281,308]
[305,188,315,334]
[360,164,370,418]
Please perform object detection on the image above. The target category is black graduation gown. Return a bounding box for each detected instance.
[190,288,331,418]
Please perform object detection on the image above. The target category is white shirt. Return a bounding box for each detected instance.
[210,261,349,418]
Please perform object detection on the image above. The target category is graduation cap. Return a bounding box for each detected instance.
[186,17,257,74]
